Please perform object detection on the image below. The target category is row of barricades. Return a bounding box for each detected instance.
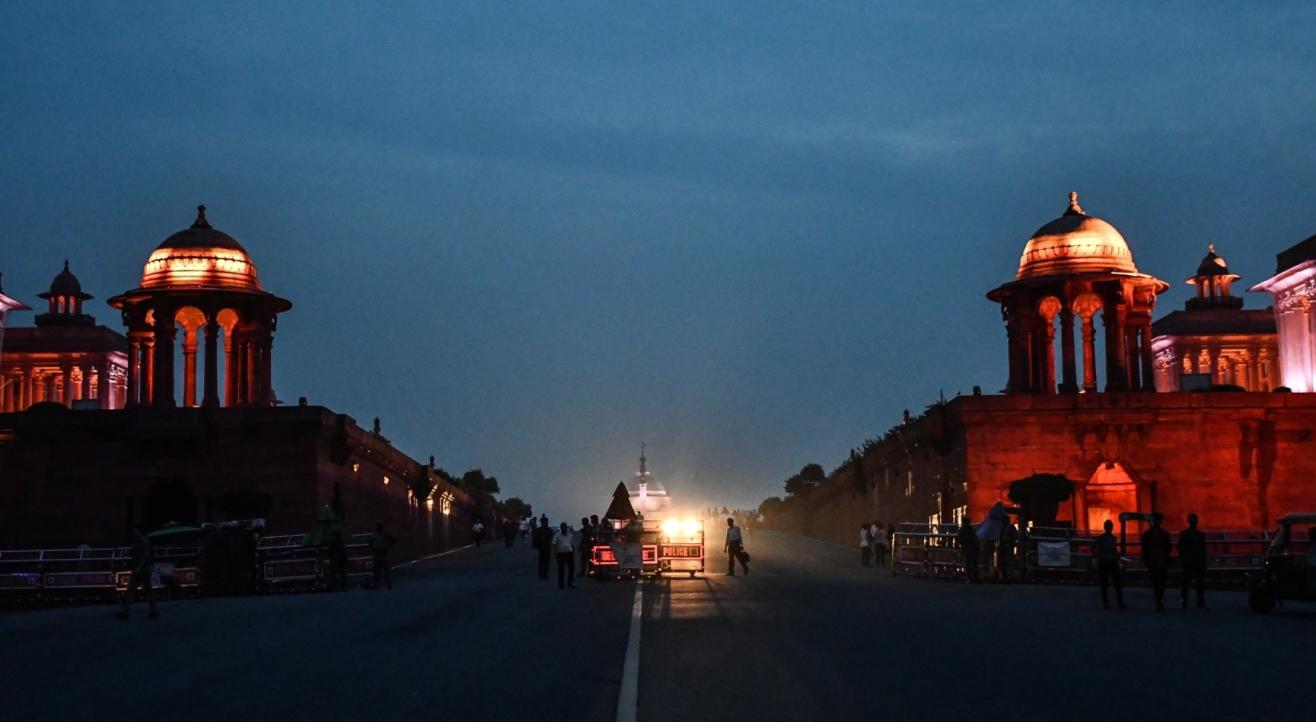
[0,532,381,604]
[890,523,1294,586]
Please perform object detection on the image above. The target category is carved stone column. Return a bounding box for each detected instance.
[1059,306,1078,393]
[203,319,219,408]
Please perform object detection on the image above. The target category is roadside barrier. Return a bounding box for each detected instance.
[0,546,201,603]
[891,522,1280,587]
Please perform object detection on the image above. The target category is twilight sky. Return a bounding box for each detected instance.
[2,2,1315,522]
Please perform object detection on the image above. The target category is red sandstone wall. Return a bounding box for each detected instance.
[957,393,1316,530]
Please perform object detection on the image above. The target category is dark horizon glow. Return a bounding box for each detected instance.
[3,3,1315,522]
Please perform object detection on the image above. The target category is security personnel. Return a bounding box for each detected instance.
[531,515,553,581]
[1141,513,1173,612]
[1177,512,1208,609]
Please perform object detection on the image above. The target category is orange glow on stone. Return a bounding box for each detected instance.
[140,246,261,291]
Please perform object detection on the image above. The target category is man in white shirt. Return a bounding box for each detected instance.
[724,517,748,576]
[552,522,576,589]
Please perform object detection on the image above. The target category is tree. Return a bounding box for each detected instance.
[758,496,784,527]
[799,463,826,483]
[502,496,532,520]
[460,468,501,497]
[1007,473,1075,526]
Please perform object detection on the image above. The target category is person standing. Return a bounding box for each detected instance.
[872,521,890,568]
[1093,519,1125,610]
[472,519,485,548]
[578,517,593,577]
[1141,513,1173,612]
[370,521,396,590]
[553,522,576,589]
[859,524,872,567]
[1177,512,1208,610]
[328,530,348,591]
[115,527,159,620]
[724,517,749,576]
[997,522,1018,583]
[531,516,553,581]
[956,518,980,583]
[519,517,530,546]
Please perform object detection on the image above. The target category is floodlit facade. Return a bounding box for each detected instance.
[1251,233,1316,392]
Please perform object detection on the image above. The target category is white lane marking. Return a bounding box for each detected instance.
[615,581,643,722]
[394,544,475,569]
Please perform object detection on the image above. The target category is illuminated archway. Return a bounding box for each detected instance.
[1083,461,1141,531]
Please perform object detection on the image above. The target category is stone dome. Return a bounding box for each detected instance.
[39,260,92,300]
[139,205,263,291]
[1015,193,1139,280]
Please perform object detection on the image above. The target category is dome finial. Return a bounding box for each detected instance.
[63,259,69,271]
[1065,191,1084,216]
[192,204,211,229]
[1208,242,1215,254]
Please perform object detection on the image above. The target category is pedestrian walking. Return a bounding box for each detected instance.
[519,517,530,546]
[532,515,553,580]
[956,518,980,583]
[553,522,576,589]
[370,521,396,590]
[1177,512,1208,609]
[1093,519,1125,610]
[114,527,159,620]
[1141,513,1173,612]
[725,517,749,576]
[997,522,1018,583]
[472,519,485,548]
[859,524,872,566]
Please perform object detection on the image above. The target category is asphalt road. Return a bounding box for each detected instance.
[3,529,1312,722]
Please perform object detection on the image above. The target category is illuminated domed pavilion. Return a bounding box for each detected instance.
[108,206,291,408]
[987,193,1168,393]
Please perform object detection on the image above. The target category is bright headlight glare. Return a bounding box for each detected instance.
[681,519,701,536]
[661,519,681,537]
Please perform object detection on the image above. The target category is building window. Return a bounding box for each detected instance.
[905,468,914,497]
[352,463,360,475]
[383,475,390,486]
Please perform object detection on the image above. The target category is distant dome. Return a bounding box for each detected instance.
[139,205,262,291]
[1015,193,1139,280]
[39,260,92,300]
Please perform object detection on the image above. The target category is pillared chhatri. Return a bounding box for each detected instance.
[802,193,1316,537]
[0,207,479,554]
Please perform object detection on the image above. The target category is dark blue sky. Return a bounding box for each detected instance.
[3,3,1314,521]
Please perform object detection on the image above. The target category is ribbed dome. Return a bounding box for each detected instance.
[139,205,262,291]
[1015,193,1139,280]
[40,260,92,300]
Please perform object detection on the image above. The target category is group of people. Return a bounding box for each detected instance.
[954,517,1018,583]
[524,514,599,589]
[1091,512,1211,612]
[858,521,891,567]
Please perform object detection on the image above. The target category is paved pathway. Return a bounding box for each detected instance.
[2,529,1311,722]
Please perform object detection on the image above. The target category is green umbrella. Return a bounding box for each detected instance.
[301,505,351,547]
[146,521,203,541]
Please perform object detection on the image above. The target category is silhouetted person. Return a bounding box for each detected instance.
[115,526,159,620]
[1177,512,1207,609]
[370,521,396,590]
[472,519,485,548]
[859,524,872,566]
[328,530,348,591]
[725,517,748,576]
[518,517,530,546]
[553,522,576,589]
[578,517,593,577]
[956,519,980,583]
[997,522,1018,582]
[532,516,553,580]
[872,521,889,568]
[1141,513,1172,612]
[1093,519,1125,610]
